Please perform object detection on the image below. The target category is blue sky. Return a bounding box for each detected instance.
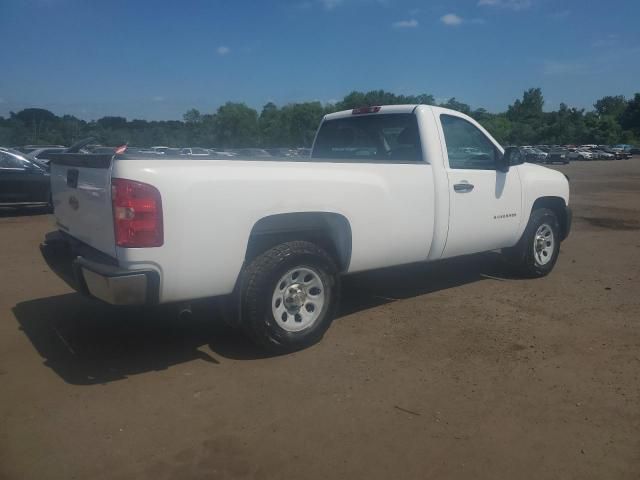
[1,0,639,120]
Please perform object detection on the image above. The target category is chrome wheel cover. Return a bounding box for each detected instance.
[272,267,325,332]
[533,223,555,266]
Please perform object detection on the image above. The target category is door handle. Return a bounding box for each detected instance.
[454,183,474,193]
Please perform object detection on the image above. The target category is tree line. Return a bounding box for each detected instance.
[1,88,639,149]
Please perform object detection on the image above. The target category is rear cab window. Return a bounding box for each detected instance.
[312,113,423,162]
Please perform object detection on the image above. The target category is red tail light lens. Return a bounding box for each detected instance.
[112,178,163,247]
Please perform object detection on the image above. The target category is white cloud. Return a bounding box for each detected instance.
[441,14,463,26]
[392,19,418,28]
[478,0,531,10]
[593,34,618,48]
[319,0,342,10]
[216,46,230,56]
[549,10,570,20]
[543,60,587,76]
[152,96,165,102]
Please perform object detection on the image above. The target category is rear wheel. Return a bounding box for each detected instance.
[503,208,561,278]
[238,241,339,353]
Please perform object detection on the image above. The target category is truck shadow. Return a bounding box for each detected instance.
[0,206,51,218]
[13,252,512,385]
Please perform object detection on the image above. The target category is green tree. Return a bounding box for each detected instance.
[441,97,471,115]
[97,116,127,130]
[594,95,627,120]
[336,90,435,110]
[259,102,286,146]
[213,102,259,148]
[280,102,325,147]
[12,108,59,144]
[183,109,202,125]
[507,88,544,123]
[620,93,640,137]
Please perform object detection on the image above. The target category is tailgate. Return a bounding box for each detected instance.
[49,153,117,257]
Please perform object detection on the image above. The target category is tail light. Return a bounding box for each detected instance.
[112,178,163,247]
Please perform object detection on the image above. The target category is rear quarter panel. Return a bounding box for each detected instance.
[112,159,436,302]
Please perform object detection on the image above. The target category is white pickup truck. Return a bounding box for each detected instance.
[43,105,571,352]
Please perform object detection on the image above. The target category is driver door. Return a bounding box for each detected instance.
[438,113,523,258]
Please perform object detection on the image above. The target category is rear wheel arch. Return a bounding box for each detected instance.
[244,212,352,273]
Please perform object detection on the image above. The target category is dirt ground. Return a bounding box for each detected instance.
[1,159,639,480]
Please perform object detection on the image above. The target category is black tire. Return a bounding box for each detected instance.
[503,208,561,278]
[46,193,54,213]
[238,241,340,353]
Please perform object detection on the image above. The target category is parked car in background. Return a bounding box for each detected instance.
[0,148,51,208]
[614,144,633,152]
[611,147,632,159]
[180,147,211,156]
[596,146,621,159]
[295,148,312,158]
[521,147,548,163]
[264,147,298,157]
[230,148,273,158]
[567,148,595,161]
[13,144,66,154]
[209,150,237,157]
[26,147,67,167]
[90,147,117,154]
[546,147,570,164]
[589,148,615,160]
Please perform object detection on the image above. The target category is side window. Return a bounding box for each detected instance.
[0,152,23,169]
[441,114,497,170]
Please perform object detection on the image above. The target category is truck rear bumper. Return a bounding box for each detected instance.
[41,231,159,306]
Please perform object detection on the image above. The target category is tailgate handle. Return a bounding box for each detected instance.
[67,169,79,188]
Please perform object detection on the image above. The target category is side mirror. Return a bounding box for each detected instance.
[498,147,523,172]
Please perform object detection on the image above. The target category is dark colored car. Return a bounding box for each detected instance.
[546,147,570,164]
[27,147,67,167]
[0,148,51,208]
[598,146,627,160]
[13,144,66,154]
[521,147,547,163]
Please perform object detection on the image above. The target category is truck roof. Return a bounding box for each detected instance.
[324,104,464,121]
[324,104,419,121]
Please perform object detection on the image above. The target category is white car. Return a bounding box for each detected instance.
[568,149,595,161]
[179,147,210,156]
[43,105,572,352]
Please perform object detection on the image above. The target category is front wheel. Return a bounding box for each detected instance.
[503,208,561,278]
[238,241,340,353]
